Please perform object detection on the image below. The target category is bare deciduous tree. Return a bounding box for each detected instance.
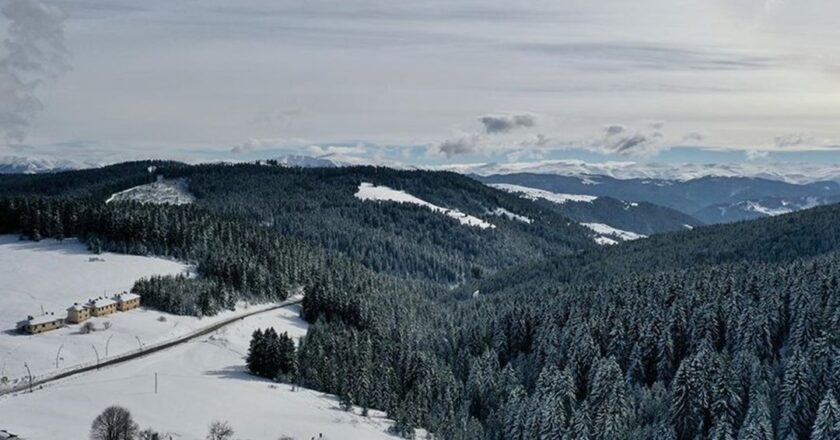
[90,405,139,440]
[207,420,235,440]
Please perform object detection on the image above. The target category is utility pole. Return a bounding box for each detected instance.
[55,344,64,369]
[91,345,100,369]
[155,372,158,394]
[24,362,33,393]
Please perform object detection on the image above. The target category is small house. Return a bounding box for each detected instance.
[17,313,65,334]
[67,303,91,323]
[114,292,141,311]
[87,297,117,317]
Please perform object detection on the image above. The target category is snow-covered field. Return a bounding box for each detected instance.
[0,304,404,439]
[582,223,646,245]
[106,178,195,205]
[0,236,239,387]
[489,183,598,204]
[355,182,495,229]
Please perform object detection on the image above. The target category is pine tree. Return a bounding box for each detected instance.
[737,393,773,440]
[246,329,265,376]
[589,357,631,439]
[779,350,817,440]
[812,391,840,440]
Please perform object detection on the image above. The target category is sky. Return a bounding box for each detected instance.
[1,0,840,167]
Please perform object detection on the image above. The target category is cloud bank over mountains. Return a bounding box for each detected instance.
[1,0,839,166]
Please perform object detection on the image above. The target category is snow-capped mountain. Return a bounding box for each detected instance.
[477,173,840,223]
[271,153,392,168]
[0,156,98,174]
[441,159,840,185]
[272,154,345,168]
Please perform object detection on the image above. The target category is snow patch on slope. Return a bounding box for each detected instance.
[744,201,793,217]
[106,178,195,205]
[488,207,532,224]
[355,182,494,229]
[489,183,597,204]
[582,222,646,246]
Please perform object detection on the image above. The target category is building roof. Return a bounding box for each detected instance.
[87,297,116,308]
[18,313,64,328]
[114,292,141,302]
[68,303,86,312]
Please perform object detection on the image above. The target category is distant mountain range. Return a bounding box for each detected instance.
[0,156,97,174]
[442,159,840,185]
[489,183,701,235]
[477,173,840,225]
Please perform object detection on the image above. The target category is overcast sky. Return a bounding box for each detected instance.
[2,0,840,165]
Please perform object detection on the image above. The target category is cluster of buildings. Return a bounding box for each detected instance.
[17,292,141,335]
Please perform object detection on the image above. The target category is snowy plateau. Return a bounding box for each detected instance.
[488,183,598,204]
[355,182,495,229]
[106,178,196,205]
[0,236,407,439]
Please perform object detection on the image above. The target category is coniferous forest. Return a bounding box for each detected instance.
[3,161,840,439]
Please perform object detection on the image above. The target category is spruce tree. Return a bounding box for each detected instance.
[812,391,840,440]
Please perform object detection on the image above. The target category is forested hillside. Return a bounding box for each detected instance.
[4,162,840,439]
[298,202,840,439]
[0,162,596,284]
[537,195,700,236]
[181,164,595,283]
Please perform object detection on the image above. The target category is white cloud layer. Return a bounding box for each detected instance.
[3,0,840,163]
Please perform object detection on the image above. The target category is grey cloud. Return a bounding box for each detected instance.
[513,42,774,72]
[0,0,69,145]
[604,125,626,136]
[683,132,706,143]
[479,113,537,134]
[437,133,482,157]
[591,124,664,156]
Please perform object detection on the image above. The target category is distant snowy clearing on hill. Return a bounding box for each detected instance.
[582,222,646,245]
[106,178,195,205]
[0,304,406,439]
[489,183,598,204]
[355,182,495,229]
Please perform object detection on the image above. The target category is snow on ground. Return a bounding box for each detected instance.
[487,207,532,224]
[0,304,405,439]
[582,223,646,246]
[106,177,195,205]
[0,236,242,387]
[489,183,598,204]
[355,182,495,229]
